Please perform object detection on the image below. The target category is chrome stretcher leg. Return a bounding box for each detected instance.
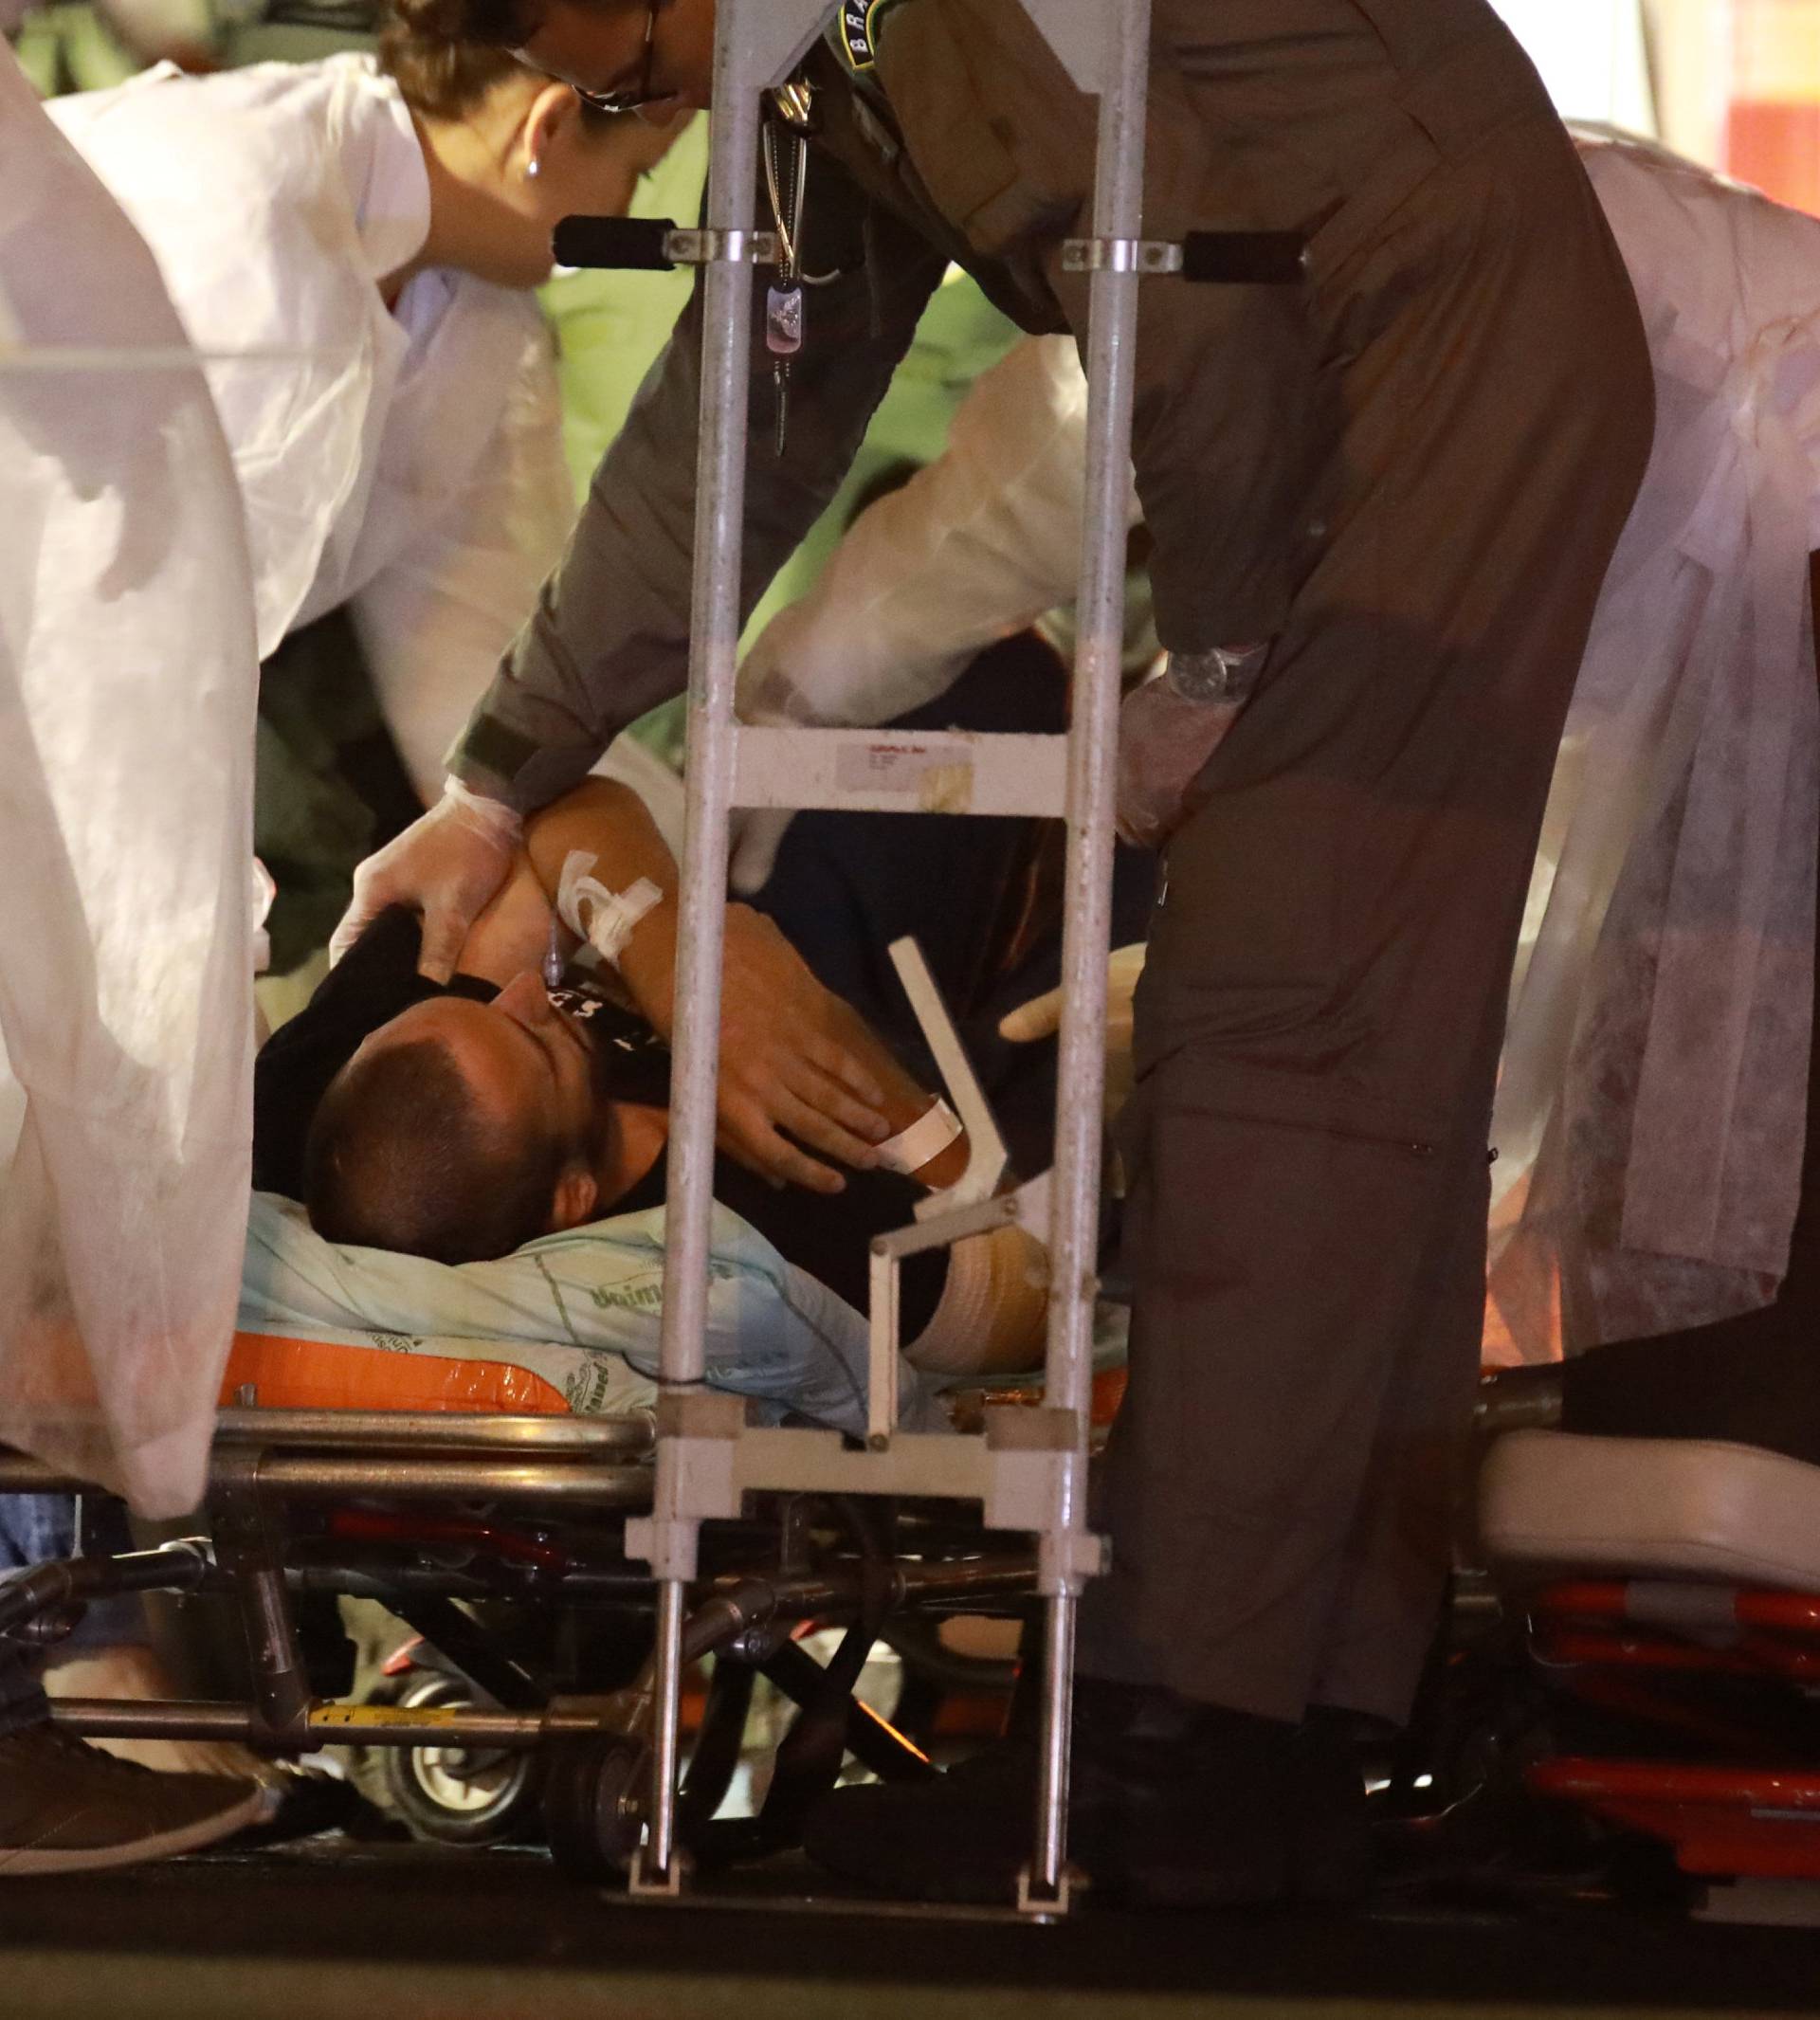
[630,0,762,1896]
[632,0,833,1895]
[638,1576,689,1892]
[1015,0,1153,1915]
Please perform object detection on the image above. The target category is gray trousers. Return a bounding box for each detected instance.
[1079,118,1655,1725]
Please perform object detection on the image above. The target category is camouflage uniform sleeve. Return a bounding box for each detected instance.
[449,147,950,815]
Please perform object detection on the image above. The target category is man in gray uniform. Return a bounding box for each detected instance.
[340,0,1653,1902]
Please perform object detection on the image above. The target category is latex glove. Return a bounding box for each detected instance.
[1115,671,1244,852]
[330,778,521,985]
[729,658,818,896]
[620,901,897,1195]
[729,806,796,896]
[998,941,1147,1120]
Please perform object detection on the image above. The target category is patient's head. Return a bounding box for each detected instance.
[305,973,608,1265]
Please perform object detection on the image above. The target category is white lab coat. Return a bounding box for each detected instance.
[47,55,577,799]
[737,141,1820,1367]
[0,45,258,1515]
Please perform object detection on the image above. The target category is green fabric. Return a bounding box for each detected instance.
[537,119,711,773]
[538,117,714,510]
[217,20,377,64]
[9,5,141,96]
[537,117,1021,773]
[9,0,377,94]
[255,610,419,976]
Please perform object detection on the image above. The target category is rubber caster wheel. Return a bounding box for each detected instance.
[542,1733,650,1881]
[375,1671,543,1848]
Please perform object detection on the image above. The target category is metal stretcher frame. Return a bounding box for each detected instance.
[0,1410,1043,1870]
[0,0,1146,1910]
[633,0,1153,1913]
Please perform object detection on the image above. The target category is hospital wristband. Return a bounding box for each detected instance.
[874,1096,962,1176]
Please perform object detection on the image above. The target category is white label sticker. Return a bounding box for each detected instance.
[832,738,974,812]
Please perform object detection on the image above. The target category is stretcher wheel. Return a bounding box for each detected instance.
[375,1670,543,1847]
[542,1732,650,1881]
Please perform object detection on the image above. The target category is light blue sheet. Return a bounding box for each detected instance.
[240,1192,943,1438]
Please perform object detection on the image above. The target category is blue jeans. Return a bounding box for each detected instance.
[0,1500,61,1734]
[0,1492,147,1660]
[0,1492,78,1573]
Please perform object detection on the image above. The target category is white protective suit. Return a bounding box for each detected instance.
[737,137,1820,1367]
[46,54,576,800]
[0,44,258,1515]
[737,334,1142,734]
[1486,135,1820,1361]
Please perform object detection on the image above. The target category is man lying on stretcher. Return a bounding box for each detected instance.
[252,776,1048,1380]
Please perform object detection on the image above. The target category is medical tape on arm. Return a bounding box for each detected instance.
[874,1096,962,1176]
[555,850,664,971]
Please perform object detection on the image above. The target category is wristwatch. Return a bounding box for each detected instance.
[1163,641,1271,704]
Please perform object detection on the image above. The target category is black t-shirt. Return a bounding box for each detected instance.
[253,908,945,1330]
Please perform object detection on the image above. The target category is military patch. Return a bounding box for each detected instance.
[829,0,907,74]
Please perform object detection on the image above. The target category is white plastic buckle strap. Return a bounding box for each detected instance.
[556,852,664,970]
[875,1096,962,1175]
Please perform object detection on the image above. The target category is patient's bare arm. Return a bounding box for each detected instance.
[463,780,942,1195]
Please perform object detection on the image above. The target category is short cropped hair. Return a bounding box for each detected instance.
[304,1037,563,1265]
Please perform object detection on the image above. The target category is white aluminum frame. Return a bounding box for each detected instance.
[627,0,1153,1913]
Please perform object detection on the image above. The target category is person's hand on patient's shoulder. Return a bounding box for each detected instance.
[619,901,897,1195]
[1000,941,1147,1121]
[331,780,521,985]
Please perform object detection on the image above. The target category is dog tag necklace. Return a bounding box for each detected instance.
[762,104,809,457]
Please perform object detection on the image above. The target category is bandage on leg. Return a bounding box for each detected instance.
[907,1224,1049,1376]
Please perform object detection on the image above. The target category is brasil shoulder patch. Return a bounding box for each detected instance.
[829,0,910,74]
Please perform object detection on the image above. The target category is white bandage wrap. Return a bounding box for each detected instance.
[556,851,664,970]
[874,1096,962,1176]
[906,1228,995,1374]
[907,1224,1051,1376]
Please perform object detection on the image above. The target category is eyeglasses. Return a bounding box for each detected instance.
[573,0,664,114]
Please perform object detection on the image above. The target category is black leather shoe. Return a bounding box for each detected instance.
[802,1680,1374,1908]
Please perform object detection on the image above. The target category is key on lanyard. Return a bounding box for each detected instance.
[766,283,803,456]
[763,118,808,457]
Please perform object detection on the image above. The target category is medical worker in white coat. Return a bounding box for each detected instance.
[46,30,680,813]
[0,32,677,1864]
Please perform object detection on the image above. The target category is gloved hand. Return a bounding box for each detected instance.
[330,778,521,985]
[729,806,795,896]
[998,941,1147,1120]
[729,653,819,895]
[1115,667,1244,851]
